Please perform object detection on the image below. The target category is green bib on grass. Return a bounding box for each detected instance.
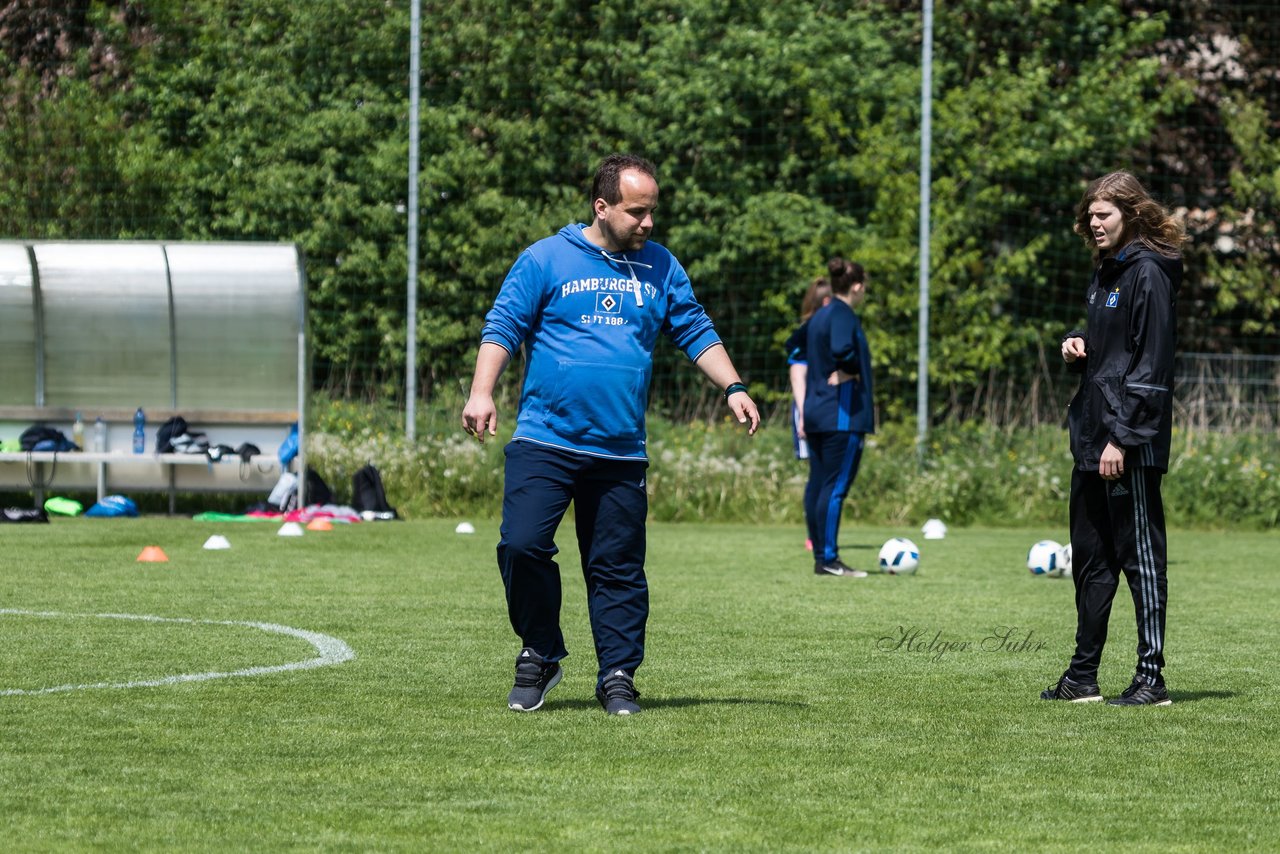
[43,496,84,517]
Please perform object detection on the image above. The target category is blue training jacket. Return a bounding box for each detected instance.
[481,223,723,460]
[802,300,875,435]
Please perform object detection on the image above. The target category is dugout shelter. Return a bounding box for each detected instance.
[0,240,308,510]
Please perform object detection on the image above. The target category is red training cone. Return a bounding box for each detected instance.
[137,545,169,562]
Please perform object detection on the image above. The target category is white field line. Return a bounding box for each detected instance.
[0,609,356,696]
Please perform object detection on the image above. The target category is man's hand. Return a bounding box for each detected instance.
[1099,441,1125,480]
[461,342,511,444]
[462,393,498,443]
[727,391,760,436]
[1062,337,1087,364]
[692,344,759,435]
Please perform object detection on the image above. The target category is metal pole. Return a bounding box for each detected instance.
[297,250,308,507]
[405,0,422,441]
[917,0,933,462]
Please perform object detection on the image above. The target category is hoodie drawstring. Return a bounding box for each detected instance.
[600,250,651,307]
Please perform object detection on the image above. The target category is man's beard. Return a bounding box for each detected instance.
[602,220,648,252]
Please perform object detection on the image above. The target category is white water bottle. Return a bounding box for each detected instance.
[93,416,107,452]
[72,411,85,450]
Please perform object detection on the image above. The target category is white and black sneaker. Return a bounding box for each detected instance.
[507,647,562,712]
[596,669,641,715]
[1040,672,1104,702]
[815,559,868,578]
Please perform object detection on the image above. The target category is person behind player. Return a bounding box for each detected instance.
[784,276,832,551]
[801,257,874,578]
[462,153,760,715]
[1041,170,1184,706]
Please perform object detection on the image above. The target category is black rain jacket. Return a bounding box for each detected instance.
[1064,242,1182,473]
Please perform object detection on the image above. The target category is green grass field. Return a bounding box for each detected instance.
[2,517,1277,851]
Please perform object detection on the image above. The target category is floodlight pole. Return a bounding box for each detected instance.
[405,0,422,441]
[917,0,933,463]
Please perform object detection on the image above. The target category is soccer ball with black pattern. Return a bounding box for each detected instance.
[878,538,920,575]
[1027,540,1065,577]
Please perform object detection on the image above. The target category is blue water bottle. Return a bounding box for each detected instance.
[133,407,146,454]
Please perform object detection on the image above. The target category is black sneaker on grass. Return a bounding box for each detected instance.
[507,647,562,712]
[815,558,868,578]
[596,669,641,715]
[1040,673,1103,702]
[1107,676,1172,706]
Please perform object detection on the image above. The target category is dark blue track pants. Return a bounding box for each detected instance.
[1067,465,1168,686]
[804,431,866,563]
[497,441,649,683]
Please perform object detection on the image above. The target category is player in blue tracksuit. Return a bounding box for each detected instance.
[801,257,874,577]
[1042,170,1184,707]
[463,154,760,715]
[785,276,832,552]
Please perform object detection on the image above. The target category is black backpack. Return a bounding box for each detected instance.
[20,425,78,452]
[155,416,187,452]
[352,464,398,519]
[306,467,334,507]
[156,415,210,454]
[268,466,335,512]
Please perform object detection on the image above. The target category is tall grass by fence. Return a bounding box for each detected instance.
[926,350,1280,432]
[303,396,1278,532]
[1176,352,1280,432]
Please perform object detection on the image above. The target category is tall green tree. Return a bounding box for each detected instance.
[2,0,1274,419]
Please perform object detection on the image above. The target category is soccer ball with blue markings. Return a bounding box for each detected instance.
[1027,540,1065,577]
[878,538,920,575]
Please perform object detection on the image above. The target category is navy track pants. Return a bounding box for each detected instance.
[804,431,865,563]
[497,440,649,683]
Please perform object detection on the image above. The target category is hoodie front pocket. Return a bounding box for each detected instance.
[548,360,645,444]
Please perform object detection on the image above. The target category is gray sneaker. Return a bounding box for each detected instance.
[596,669,641,715]
[507,647,562,712]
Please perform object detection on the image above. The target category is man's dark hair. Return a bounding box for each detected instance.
[590,154,658,212]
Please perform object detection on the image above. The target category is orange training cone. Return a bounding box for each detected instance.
[306,518,334,532]
[137,545,169,562]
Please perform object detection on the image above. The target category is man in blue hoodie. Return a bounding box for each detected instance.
[462,154,760,715]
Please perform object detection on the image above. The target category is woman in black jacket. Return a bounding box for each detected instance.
[1043,171,1185,706]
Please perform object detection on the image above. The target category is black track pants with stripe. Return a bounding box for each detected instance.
[1066,465,1168,686]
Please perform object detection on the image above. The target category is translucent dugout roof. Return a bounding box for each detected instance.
[0,241,305,414]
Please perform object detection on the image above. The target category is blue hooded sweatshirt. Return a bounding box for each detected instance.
[481,223,723,460]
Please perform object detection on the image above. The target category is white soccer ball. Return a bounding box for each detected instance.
[879,538,920,575]
[1027,540,1064,576]
[1060,543,1073,579]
